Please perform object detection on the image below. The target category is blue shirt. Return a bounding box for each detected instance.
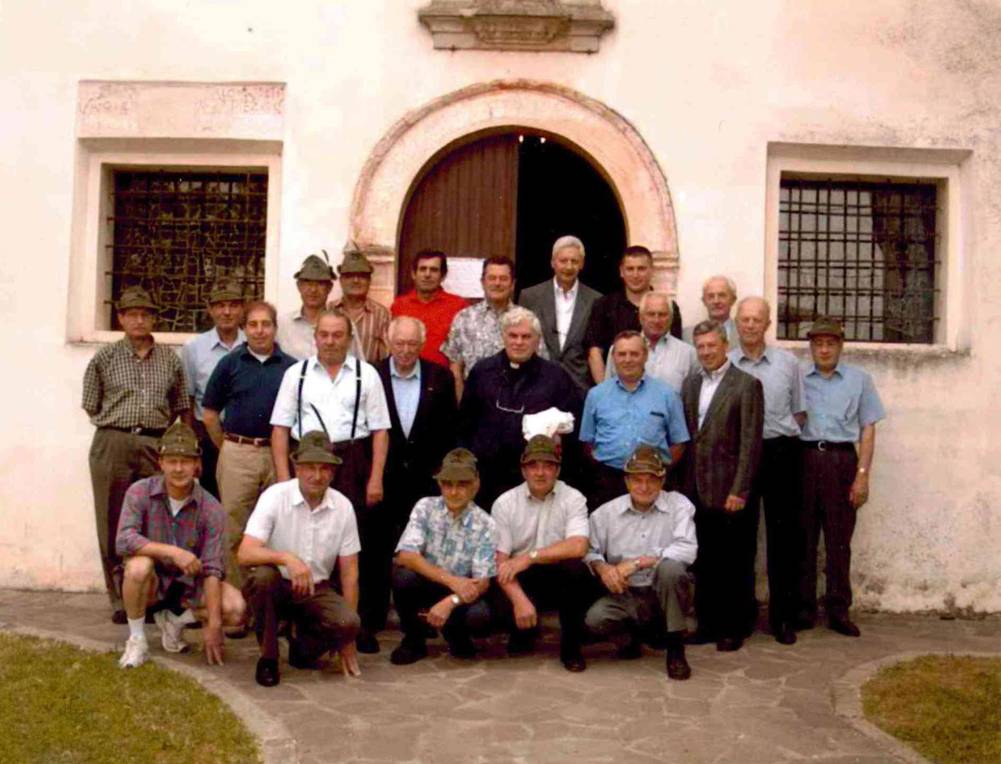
[800,361,885,443]
[390,358,421,438]
[202,344,297,439]
[581,375,690,470]
[729,345,805,439]
[182,327,245,420]
[395,496,497,579]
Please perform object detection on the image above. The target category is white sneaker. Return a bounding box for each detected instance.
[154,610,190,654]
[118,635,150,668]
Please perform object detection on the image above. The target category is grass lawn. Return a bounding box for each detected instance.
[0,632,260,764]
[862,654,1001,764]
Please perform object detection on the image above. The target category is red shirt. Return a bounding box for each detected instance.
[391,289,468,368]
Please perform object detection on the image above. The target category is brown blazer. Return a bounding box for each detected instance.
[680,364,764,510]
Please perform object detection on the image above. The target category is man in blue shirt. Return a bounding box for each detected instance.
[202,301,296,591]
[798,317,885,637]
[581,331,689,510]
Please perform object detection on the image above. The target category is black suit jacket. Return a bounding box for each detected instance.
[680,364,764,510]
[376,357,457,514]
[519,279,602,391]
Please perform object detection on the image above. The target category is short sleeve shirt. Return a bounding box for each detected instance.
[800,361,885,442]
[491,480,589,556]
[391,289,468,368]
[202,344,297,439]
[395,496,497,579]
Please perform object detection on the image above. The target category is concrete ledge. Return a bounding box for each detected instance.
[832,649,1001,764]
[1,624,298,764]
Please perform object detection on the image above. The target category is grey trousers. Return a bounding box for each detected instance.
[585,559,692,636]
[89,428,159,609]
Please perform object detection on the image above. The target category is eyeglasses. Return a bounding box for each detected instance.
[495,398,525,414]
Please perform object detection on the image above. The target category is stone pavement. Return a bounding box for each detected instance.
[2,590,999,764]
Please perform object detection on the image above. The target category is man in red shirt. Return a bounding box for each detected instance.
[391,250,466,368]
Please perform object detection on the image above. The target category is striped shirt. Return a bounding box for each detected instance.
[331,297,390,364]
[82,339,190,429]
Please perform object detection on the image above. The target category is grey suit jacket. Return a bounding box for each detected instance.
[519,279,602,391]
[680,364,764,510]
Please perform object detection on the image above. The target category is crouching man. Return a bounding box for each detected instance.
[584,445,697,680]
[390,448,496,665]
[237,431,362,687]
[491,435,592,672]
[115,421,246,669]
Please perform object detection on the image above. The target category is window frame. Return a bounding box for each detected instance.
[765,143,969,352]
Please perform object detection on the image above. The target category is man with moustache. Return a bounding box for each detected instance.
[391,249,467,369]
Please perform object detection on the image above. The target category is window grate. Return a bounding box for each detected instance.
[107,169,268,333]
[777,177,939,343]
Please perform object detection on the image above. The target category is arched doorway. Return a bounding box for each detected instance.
[396,130,626,296]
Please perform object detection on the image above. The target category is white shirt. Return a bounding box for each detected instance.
[553,278,579,351]
[270,354,391,442]
[697,360,731,429]
[244,479,361,581]
[491,479,589,556]
[605,333,700,394]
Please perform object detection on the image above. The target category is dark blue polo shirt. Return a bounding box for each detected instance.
[202,344,297,439]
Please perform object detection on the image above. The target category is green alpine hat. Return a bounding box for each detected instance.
[338,251,374,276]
[117,286,158,312]
[806,316,845,340]
[623,444,667,477]
[207,279,244,304]
[158,420,202,458]
[291,431,342,465]
[520,435,561,465]
[434,448,479,482]
[295,251,336,282]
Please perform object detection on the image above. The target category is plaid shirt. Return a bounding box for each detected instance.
[116,475,226,598]
[82,340,190,428]
[332,297,390,364]
[396,496,497,579]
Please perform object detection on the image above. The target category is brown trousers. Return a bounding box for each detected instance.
[216,439,276,588]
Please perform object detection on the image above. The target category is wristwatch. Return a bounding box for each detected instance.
[528,549,539,563]
[450,594,461,605]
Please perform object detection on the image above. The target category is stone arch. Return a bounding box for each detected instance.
[346,79,679,304]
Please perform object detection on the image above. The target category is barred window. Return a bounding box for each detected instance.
[108,169,268,333]
[777,176,939,343]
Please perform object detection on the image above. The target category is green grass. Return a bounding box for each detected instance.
[862,655,1001,764]
[0,632,260,764]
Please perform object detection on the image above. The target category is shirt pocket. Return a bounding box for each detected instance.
[638,410,668,447]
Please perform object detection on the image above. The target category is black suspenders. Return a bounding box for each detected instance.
[297,358,362,443]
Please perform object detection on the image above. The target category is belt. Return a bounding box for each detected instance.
[103,426,166,438]
[224,433,270,447]
[805,440,855,452]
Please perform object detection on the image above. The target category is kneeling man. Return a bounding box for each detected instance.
[584,445,697,680]
[238,431,362,687]
[492,435,591,672]
[116,421,246,669]
[390,448,496,665]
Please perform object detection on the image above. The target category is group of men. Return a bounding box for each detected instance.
[82,235,884,687]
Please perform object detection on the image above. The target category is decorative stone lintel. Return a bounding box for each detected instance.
[418,0,614,53]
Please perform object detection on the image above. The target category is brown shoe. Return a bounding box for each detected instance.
[666,647,691,680]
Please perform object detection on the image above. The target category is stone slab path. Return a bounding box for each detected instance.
[2,590,999,763]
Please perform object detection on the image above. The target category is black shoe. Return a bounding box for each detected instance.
[773,623,797,645]
[716,636,744,652]
[389,640,428,666]
[225,625,249,640]
[255,657,280,687]
[684,629,715,645]
[791,615,815,631]
[356,630,380,654]
[561,650,586,673]
[447,636,477,659]
[506,632,535,656]
[111,609,128,625]
[616,636,643,660]
[288,641,324,670]
[828,617,861,637]
[666,648,691,680]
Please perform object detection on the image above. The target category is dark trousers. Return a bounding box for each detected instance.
[751,436,802,629]
[693,502,758,639]
[588,460,626,513]
[244,565,360,662]
[489,560,597,653]
[89,428,159,609]
[191,419,220,500]
[799,444,858,621]
[391,566,492,645]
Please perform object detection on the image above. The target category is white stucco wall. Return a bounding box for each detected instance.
[1,0,998,610]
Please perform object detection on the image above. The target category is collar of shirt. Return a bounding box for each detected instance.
[390,357,421,381]
[735,344,772,366]
[208,326,245,352]
[115,337,157,360]
[148,475,201,513]
[701,359,731,383]
[290,481,336,514]
[309,353,358,380]
[553,278,579,301]
[806,361,845,378]
[521,482,557,503]
[239,344,282,364]
[333,296,374,315]
[618,494,670,516]
[613,374,647,393]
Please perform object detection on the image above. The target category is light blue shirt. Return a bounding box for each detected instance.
[800,361,885,443]
[181,327,245,419]
[395,496,497,579]
[729,345,805,439]
[581,375,690,470]
[390,358,421,438]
